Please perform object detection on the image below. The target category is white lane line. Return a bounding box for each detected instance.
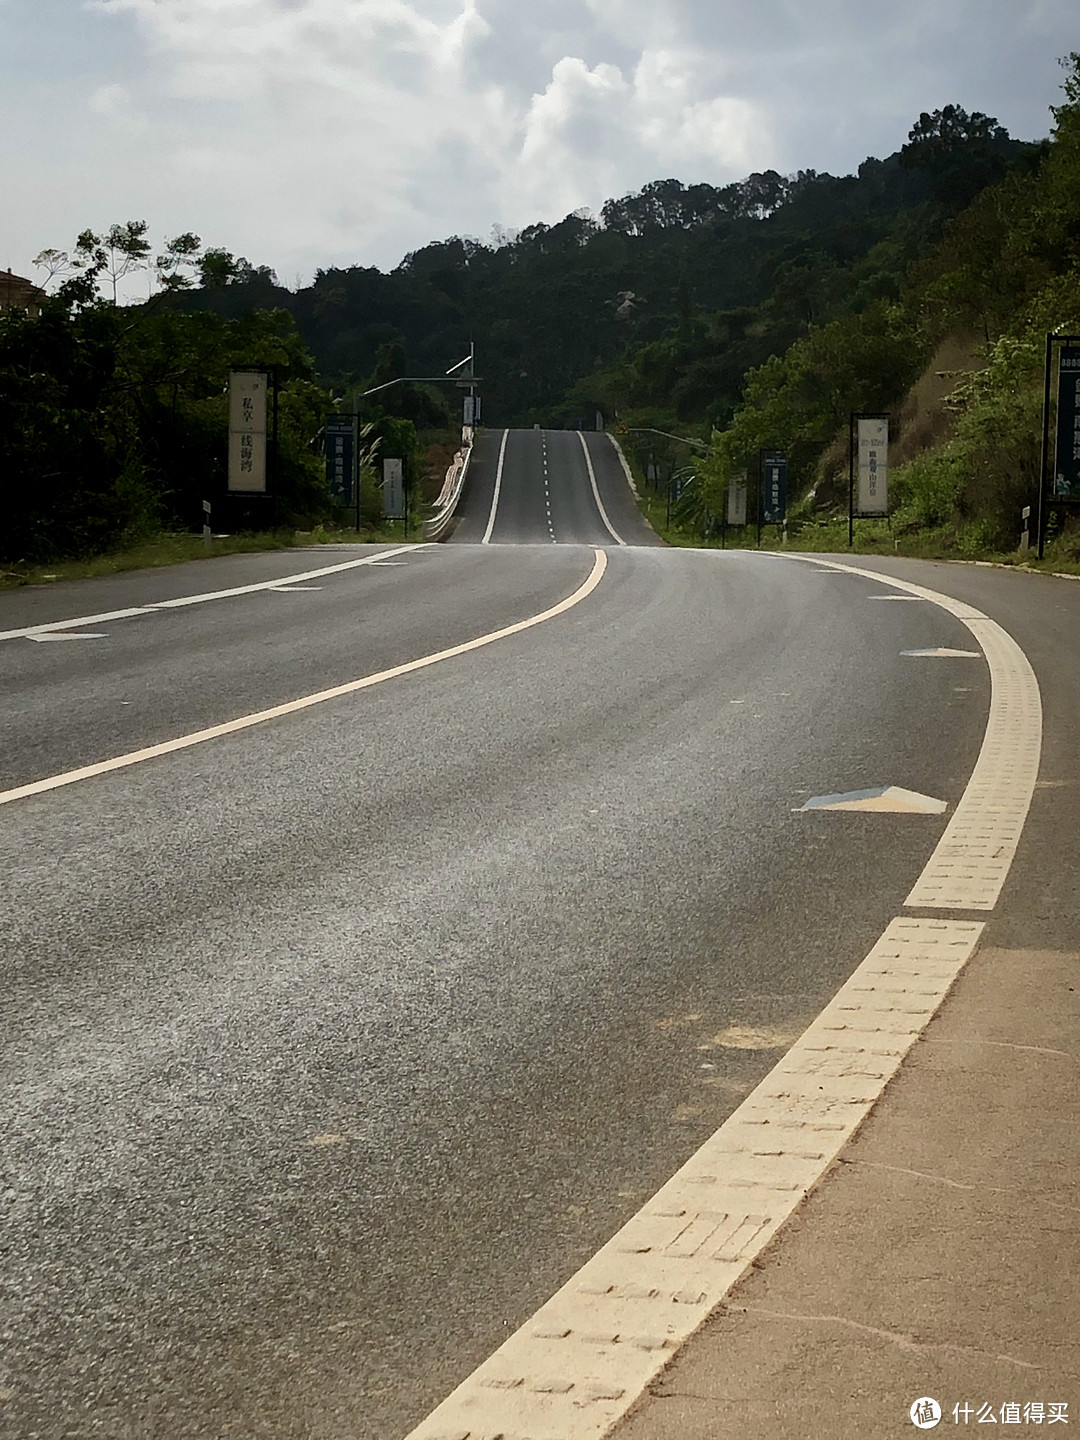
[0,550,608,809]
[0,546,424,643]
[605,433,640,497]
[403,553,1042,1440]
[577,431,627,546]
[481,428,510,545]
[268,586,323,592]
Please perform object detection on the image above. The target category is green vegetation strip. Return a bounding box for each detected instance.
[0,526,421,591]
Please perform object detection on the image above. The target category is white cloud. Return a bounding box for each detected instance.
[510,50,765,220]
[1,0,1077,286]
[88,82,134,115]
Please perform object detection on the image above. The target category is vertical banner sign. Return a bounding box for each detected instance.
[1054,346,1080,499]
[857,415,889,515]
[382,457,405,519]
[727,473,747,526]
[324,416,356,505]
[228,370,268,492]
[761,451,787,523]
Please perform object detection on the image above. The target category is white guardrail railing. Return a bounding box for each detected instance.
[422,426,474,541]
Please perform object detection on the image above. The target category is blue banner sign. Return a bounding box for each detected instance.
[1054,347,1080,500]
[325,416,356,505]
[761,451,787,523]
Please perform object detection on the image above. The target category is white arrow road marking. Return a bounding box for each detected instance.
[901,647,981,658]
[28,632,108,642]
[799,786,947,815]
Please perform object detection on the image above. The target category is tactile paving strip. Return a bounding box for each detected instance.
[905,613,1041,909]
[403,918,984,1440]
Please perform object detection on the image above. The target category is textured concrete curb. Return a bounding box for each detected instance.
[403,921,983,1440]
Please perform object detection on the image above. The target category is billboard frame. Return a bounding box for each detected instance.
[1038,333,1080,558]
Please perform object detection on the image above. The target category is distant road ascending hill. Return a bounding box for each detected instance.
[448,427,664,546]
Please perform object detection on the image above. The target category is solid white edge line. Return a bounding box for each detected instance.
[0,550,608,809]
[402,552,1043,1440]
[776,553,1042,912]
[605,432,641,497]
[481,429,510,545]
[576,432,626,546]
[0,546,425,642]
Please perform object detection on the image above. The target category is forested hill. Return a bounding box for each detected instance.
[7,80,1080,569]
[177,106,1040,428]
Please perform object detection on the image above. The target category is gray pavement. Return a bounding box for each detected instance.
[2,428,1076,1440]
[615,557,1080,1440]
[1,543,993,1439]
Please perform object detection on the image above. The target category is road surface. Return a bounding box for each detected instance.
[2,429,1071,1439]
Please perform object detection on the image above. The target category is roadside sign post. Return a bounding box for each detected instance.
[202,498,211,549]
[324,415,358,520]
[228,369,269,494]
[383,457,406,533]
[760,450,787,545]
[1021,504,1032,552]
[850,412,890,546]
[1038,333,1080,557]
[725,472,747,549]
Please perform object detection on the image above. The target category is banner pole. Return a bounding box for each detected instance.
[756,451,762,548]
[848,412,855,548]
[354,413,361,534]
[1038,333,1053,560]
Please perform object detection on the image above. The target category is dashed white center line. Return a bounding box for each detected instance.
[542,432,556,544]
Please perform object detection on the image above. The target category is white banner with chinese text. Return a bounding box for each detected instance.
[228,370,268,493]
[857,415,889,516]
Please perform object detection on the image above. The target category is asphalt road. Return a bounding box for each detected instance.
[448,428,661,546]
[5,432,1072,1440]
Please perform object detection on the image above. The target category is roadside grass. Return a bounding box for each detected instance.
[633,480,1080,577]
[0,522,421,591]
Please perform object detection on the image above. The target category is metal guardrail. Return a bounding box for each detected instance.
[422,427,474,541]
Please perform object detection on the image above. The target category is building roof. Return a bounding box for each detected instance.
[0,269,47,308]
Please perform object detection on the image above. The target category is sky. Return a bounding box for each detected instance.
[2,0,1078,293]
